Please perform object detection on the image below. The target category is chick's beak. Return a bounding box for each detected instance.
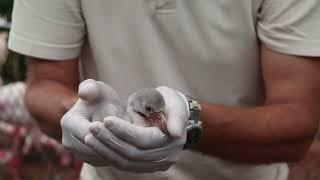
[147,111,168,134]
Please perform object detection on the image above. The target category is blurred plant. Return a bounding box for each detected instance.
[0,0,13,20]
[0,82,81,180]
[0,0,26,85]
[0,2,81,179]
[0,49,26,85]
[0,30,26,85]
[0,33,8,67]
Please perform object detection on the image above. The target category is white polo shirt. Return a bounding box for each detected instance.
[8,0,320,179]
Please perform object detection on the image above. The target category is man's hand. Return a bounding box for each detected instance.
[84,86,189,173]
[60,79,120,166]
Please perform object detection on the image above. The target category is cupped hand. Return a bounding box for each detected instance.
[85,86,189,172]
[60,79,120,166]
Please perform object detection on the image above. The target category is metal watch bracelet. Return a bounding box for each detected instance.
[183,95,203,149]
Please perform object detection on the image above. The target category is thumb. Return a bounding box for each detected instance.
[78,79,99,103]
[156,86,189,138]
[78,79,120,103]
[166,112,188,138]
[69,79,120,119]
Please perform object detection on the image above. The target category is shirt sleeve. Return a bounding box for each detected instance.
[257,0,320,57]
[8,0,86,60]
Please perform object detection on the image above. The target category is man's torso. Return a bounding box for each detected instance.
[79,0,288,180]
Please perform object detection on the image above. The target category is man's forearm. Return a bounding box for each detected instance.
[196,101,319,163]
[26,80,77,140]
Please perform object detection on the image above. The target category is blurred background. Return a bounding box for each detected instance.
[0,0,319,180]
[0,1,80,179]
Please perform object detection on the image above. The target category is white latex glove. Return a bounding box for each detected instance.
[84,86,189,173]
[60,79,121,166]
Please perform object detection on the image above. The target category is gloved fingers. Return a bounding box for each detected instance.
[61,129,108,166]
[73,153,109,167]
[78,79,120,103]
[66,99,96,120]
[156,86,188,138]
[72,148,109,167]
[84,134,172,173]
[103,116,170,149]
[89,122,179,162]
[61,114,92,141]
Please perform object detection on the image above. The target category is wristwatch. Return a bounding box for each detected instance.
[183,95,203,150]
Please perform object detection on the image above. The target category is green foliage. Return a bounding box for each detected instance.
[0,0,13,19]
[0,32,26,84]
[0,52,26,84]
[0,0,26,84]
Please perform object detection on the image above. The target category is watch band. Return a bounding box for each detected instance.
[183,95,203,149]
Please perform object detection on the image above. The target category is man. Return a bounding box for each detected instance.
[8,0,320,180]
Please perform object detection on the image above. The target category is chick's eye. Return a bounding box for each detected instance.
[145,106,153,112]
